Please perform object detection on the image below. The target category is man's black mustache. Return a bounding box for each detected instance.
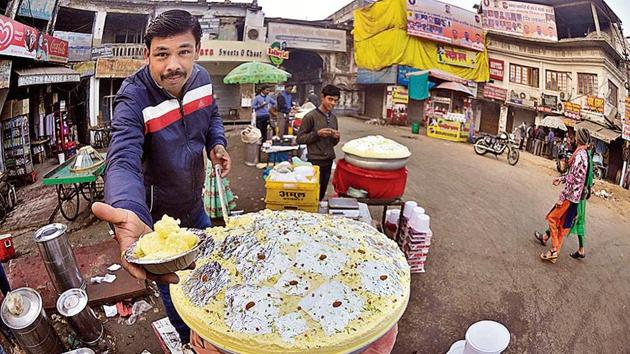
[161,71,185,80]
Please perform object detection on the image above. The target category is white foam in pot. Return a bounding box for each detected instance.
[464,320,510,354]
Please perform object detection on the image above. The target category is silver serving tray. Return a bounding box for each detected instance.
[344,153,409,171]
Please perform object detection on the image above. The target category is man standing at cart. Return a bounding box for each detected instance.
[91,10,231,344]
[297,84,341,200]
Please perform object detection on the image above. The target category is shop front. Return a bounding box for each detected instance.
[94,58,144,127]
[505,91,538,133]
[575,120,623,182]
[477,83,507,135]
[197,39,273,120]
[356,66,398,119]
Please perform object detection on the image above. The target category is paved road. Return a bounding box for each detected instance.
[333,118,630,354]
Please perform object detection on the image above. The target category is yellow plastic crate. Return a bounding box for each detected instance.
[265,202,319,213]
[265,165,320,206]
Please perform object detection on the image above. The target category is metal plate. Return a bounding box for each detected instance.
[344,153,408,171]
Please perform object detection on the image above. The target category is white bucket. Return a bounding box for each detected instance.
[58,153,65,164]
[463,321,510,354]
[447,340,466,354]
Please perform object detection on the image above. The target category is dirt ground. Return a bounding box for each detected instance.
[1,117,629,353]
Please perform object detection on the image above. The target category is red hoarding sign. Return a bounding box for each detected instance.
[483,84,507,101]
[489,58,504,81]
[0,15,38,59]
[407,0,484,52]
[38,33,69,63]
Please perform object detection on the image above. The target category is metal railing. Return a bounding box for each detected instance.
[110,44,144,59]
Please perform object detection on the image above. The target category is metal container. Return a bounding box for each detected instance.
[344,152,409,170]
[34,224,86,294]
[62,349,95,354]
[57,289,103,345]
[1,287,64,354]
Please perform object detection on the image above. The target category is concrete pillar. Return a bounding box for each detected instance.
[591,2,601,36]
[93,11,108,46]
[498,104,508,132]
[89,76,99,142]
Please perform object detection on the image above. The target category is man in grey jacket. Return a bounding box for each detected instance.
[296,85,341,200]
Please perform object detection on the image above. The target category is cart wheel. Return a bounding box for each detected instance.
[58,184,80,221]
[80,183,92,201]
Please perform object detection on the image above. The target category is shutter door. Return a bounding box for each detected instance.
[211,75,241,118]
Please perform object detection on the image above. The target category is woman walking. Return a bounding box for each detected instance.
[538,127,590,263]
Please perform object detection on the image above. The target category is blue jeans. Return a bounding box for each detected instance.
[157,209,211,344]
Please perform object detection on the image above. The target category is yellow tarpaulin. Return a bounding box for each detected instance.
[353,0,489,83]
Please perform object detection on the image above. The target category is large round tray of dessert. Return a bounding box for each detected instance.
[171,210,410,354]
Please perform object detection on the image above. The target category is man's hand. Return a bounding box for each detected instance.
[211,145,231,177]
[317,128,333,137]
[552,177,562,186]
[91,202,191,284]
[331,129,340,139]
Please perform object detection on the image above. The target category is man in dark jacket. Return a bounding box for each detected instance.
[297,85,341,200]
[91,10,231,343]
[276,84,294,136]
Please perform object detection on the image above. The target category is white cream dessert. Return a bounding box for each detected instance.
[171,210,410,354]
[342,135,411,159]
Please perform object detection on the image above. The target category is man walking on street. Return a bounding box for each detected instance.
[526,123,534,152]
[297,85,341,200]
[277,84,294,136]
[253,85,273,139]
[534,126,546,156]
[90,10,231,344]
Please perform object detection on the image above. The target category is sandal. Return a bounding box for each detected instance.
[570,251,585,259]
[540,250,558,263]
[534,231,548,246]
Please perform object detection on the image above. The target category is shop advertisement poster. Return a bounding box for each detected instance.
[199,39,271,63]
[407,0,484,52]
[483,84,507,101]
[73,61,96,77]
[563,102,582,119]
[18,0,56,20]
[386,85,408,125]
[38,33,69,63]
[623,97,630,141]
[95,58,144,78]
[481,0,557,41]
[54,31,93,62]
[267,22,347,53]
[0,15,38,59]
[392,86,409,104]
[585,96,605,113]
[0,59,11,89]
[489,58,504,81]
[437,45,477,68]
[397,65,421,86]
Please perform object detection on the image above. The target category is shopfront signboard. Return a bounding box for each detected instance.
[95,58,144,78]
[198,39,271,63]
[489,58,504,81]
[0,59,11,89]
[38,33,69,63]
[267,22,347,53]
[0,15,38,59]
[91,45,113,60]
[407,0,484,52]
[386,85,408,125]
[585,96,605,113]
[483,84,507,101]
[267,41,289,66]
[54,31,93,62]
[623,97,630,141]
[481,0,557,41]
[18,0,55,20]
[437,45,476,68]
[563,102,582,119]
[73,61,96,77]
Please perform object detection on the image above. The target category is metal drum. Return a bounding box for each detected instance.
[34,224,86,294]
[57,289,103,345]
[1,287,64,354]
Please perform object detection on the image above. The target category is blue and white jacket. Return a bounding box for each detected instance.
[105,63,226,228]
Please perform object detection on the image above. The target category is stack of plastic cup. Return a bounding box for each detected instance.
[447,320,510,354]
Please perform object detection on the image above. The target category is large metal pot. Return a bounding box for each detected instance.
[1,287,64,354]
[344,152,409,171]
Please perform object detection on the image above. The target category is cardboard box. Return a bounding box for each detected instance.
[13,99,29,115]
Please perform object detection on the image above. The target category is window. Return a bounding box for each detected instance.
[509,64,539,88]
[545,71,571,92]
[577,73,597,96]
[607,80,618,108]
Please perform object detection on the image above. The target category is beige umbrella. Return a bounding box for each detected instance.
[434,81,474,96]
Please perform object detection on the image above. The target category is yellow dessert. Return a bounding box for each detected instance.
[135,215,199,259]
[171,210,410,354]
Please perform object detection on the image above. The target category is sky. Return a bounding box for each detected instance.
[243,0,630,31]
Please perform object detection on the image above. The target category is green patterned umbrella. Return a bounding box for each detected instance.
[223,61,291,84]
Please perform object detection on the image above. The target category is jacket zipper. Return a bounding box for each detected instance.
[178,99,196,211]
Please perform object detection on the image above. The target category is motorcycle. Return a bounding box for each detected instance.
[556,142,571,174]
[473,131,520,166]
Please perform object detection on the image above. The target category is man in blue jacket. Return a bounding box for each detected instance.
[277,84,294,136]
[91,10,231,343]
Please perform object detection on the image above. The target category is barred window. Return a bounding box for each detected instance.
[509,64,539,88]
[577,73,597,96]
[545,71,570,92]
[607,80,618,108]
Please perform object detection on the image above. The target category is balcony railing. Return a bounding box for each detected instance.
[110,43,144,59]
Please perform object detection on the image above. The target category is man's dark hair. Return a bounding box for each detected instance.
[321,84,340,98]
[144,10,202,50]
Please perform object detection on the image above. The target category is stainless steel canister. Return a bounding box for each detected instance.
[1,287,64,354]
[56,289,103,345]
[34,223,86,294]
